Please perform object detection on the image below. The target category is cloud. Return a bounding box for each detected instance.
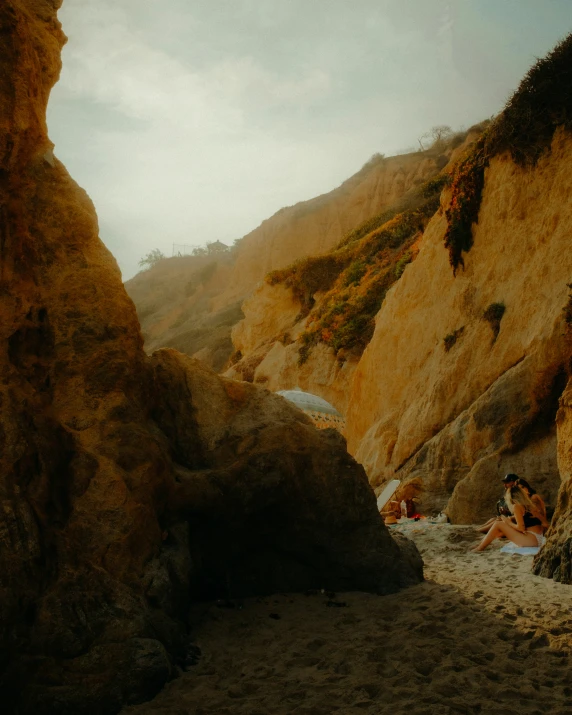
[48,0,572,279]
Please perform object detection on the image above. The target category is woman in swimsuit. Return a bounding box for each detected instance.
[471,485,547,552]
[515,477,548,524]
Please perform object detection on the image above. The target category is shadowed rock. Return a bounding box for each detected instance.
[534,381,572,583]
[152,350,422,598]
[0,3,421,713]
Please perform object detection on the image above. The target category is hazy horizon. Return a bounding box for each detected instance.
[47,0,572,280]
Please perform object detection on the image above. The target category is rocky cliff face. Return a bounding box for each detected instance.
[347,128,572,521]
[225,282,358,413]
[224,136,477,413]
[0,3,421,713]
[534,380,572,584]
[213,151,446,311]
[127,144,456,374]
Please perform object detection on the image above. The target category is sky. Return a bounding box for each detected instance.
[47,0,572,280]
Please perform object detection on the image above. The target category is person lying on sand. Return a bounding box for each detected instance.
[476,473,518,533]
[471,485,548,552]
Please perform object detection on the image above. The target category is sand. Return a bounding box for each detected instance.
[123,523,572,715]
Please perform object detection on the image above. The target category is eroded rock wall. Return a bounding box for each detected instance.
[225,282,356,413]
[534,381,572,583]
[0,4,421,713]
[0,1,186,710]
[347,129,572,521]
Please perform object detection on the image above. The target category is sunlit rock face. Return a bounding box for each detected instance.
[212,152,445,312]
[346,130,572,523]
[534,381,572,584]
[0,3,421,713]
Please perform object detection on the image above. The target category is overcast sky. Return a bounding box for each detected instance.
[47,0,572,280]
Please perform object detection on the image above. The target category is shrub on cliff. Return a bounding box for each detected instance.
[138,248,166,270]
[267,251,352,314]
[444,33,572,272]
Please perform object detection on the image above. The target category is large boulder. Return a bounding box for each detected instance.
[151,349,422,598]
[0,3,421,714]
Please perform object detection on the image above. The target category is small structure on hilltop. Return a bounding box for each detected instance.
[277,388,345,433]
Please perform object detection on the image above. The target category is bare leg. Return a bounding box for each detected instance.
[476,517,497,533]
[471,521,539,552]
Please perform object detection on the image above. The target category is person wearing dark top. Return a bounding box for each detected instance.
[471,485,546,552]
[516,477,548,525]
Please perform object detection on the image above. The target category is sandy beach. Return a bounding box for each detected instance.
[122,522,572,715]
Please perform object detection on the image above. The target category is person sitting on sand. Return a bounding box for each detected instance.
[471,484,548,552]
[476,473,518,533]
[515,477,548,523]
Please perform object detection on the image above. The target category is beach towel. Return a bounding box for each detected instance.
[500,544,540,555]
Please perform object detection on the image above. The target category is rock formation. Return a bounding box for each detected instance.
[534,380,572,583]
[223,134,480,413]
[347,129,572,522]
[126,137,458,375]
[151,349,422,599]
[0,3,421,713]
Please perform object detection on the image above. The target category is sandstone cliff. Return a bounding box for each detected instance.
[224,135,477,412]
[534,379,572,583]
[0,3,421,714]
[347,131,572,519]
[212,150,449,311]
[127,138,460,374]
[346,34,572,531]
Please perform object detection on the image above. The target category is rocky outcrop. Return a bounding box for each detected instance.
[225,282,356,413]
[151,350,422,598]
[534,380,572,583]
[0,3,421,713]
[0,2,184,710]
[347,129,572,521]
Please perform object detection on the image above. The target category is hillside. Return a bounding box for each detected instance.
[225,130,482,409]
[125,249,242,372]
[126,140,463,370]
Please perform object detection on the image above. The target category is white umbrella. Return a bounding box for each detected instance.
[277,387,345,432]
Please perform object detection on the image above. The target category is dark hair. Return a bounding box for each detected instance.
[502,473,519,483]
[516,477,536,495]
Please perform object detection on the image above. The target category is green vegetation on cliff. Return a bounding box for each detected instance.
[267,173,450,363]
[445,33,572,272]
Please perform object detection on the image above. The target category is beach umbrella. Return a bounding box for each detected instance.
[277,388,345,432]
